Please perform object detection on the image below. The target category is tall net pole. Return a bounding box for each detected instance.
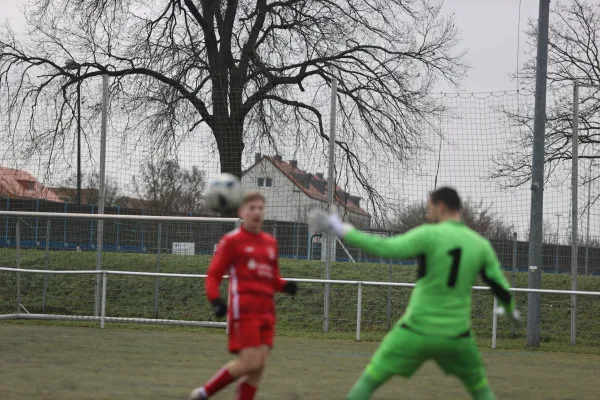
[570,82,600,345]
[94,75,108,317]
[527,0,551,347]
[571,81,579,345]
[323,78,337,333]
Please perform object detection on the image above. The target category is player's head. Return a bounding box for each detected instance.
[427,187,461,223]
[239,191,266,232]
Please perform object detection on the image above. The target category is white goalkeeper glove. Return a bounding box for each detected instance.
[308,208,354,238]
[494,305,522,328]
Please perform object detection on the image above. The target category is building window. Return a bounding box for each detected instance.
[257,178,272,188]
[19,180,35,191]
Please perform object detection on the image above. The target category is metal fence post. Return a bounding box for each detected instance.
[585,162,592,276]
[90,204,94,249]
[387,258,392,330]
[95,218,104,317]
[571,81,579,346]
[42,220,51,313]
[35,199,39,246]
[356,282,363,342]
[4,197,9,244]
[154,223,162,318]
[116,206,121,249]
[101,272,107,328]
[492,296,498,349]
[16,219,21,314]
[141,209,145,250]
[512,233,517,288]
[63,202,68,247]
[511,233,517,338]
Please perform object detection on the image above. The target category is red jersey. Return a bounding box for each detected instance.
[205,227,287,321]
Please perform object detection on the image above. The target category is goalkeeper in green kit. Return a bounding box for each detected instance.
[308,187,521,400]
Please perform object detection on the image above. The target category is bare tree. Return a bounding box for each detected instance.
[492,0,600,193]
[388,199,514,240]
[0,0,466,217]
[58,172,120,205]
[387,202,428,233]
[133,159,211,215]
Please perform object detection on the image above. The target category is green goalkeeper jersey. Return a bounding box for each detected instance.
[344,220,514,337]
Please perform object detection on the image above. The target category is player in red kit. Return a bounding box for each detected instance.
[189,191,298,400]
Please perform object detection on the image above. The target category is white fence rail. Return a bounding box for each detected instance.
[3,210,599,343]
[1,267,600,348]
[0,212,241,322]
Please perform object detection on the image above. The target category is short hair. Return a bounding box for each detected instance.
[430,187,461,211]
[242,190,266,205]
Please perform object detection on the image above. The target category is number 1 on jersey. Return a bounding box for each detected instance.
[447,248,462,287]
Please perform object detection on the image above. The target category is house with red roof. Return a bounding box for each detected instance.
[242,154,371,229]
[0,167,61,202]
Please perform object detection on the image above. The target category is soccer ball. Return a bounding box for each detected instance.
[205,173,244,212]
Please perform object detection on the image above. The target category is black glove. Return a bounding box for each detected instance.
[283,281,298,296]
[211,298,227,318]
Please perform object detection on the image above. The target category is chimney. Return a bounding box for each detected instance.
[339,191,349,203]
[289,160,298,169]
[316,173,324,180]
[274,154,283,162]
[255,153,262,163]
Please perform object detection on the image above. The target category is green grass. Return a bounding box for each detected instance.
[1,323,600,399]
[1,248,600,352]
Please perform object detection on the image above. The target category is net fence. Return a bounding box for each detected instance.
[1,84,600,279]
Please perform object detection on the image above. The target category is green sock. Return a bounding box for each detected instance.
[471,386,496,400]
[346,372,381,400]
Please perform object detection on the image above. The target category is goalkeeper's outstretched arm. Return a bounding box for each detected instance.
[308,208,429,259]
[342,226,429,259]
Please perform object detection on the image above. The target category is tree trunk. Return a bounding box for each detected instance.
[214,118,244,218]
[215,119,244,178]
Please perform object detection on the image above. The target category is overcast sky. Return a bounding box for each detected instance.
[0,0,540,93]
[440,0,540,92]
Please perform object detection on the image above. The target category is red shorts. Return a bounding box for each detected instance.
[228,317,275,353]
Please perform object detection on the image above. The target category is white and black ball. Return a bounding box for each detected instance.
[205,173,244,212]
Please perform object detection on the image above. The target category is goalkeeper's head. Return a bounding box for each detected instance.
[427,186,461,223]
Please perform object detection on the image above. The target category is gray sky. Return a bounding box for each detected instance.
[0,0,540,92]
[437,0,539,93]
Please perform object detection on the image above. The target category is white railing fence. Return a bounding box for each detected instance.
[0,211,240,320]
[0,267,227,329]
[2,210,600,343]
[1,266,599,348]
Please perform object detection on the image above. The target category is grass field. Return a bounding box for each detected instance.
[1,249,600,350]
[1,322,599,400]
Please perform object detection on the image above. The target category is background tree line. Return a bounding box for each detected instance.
[59,160,212,215]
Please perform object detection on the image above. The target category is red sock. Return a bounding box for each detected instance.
[203,367,235,396]
[235,381,257,400]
